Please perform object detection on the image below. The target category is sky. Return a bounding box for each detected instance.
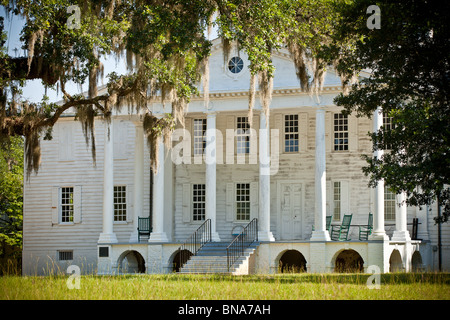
[1,6,218,104]
[1,6,126,103]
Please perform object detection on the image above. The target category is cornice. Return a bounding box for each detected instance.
[191,85,342,100]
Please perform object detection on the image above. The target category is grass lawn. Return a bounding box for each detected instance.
[1,272,449,300]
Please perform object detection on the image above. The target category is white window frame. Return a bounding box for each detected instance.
[60,187,74,223]
[193,118,207,156]
[333,113,349,151]
[114,185,127,222]
[236,183,251,221]
[192,184,206,221]
[284,114,299,153]
[383,112,394,150]
[236,117,250,154]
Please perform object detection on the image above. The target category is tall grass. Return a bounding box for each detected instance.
[1,272,449,300]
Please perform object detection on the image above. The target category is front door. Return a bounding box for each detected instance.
[279,183,302,240]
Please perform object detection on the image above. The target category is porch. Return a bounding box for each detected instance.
[97,218,425,275]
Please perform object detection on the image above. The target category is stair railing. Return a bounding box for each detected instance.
[226,218,258,272]
[177,219,211,271]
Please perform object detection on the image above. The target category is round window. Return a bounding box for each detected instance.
[228,56,244,74]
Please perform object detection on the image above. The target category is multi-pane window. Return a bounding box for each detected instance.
[193,119,207,155]
[236,183,250,221]
[285,114,299,152]
[334,113,349,151]
[60,187,74,223]
[383,112,394,150]
[333,182,341,221]
[383,112,393,131]
[192,184,206,221]
[384,185,396,221]
[236,117,250,154]
[58,250,73,261]
[114,186,127,222]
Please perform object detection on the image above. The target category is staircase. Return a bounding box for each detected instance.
[179,241,259,274]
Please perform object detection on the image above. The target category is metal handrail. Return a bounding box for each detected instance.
[226,218,258,272]
[177,219,211,271]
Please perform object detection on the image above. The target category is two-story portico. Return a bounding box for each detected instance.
[22,38,444,276]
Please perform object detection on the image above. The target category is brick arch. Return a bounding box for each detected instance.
[389,249,403,272]
[170,249,193,273]
[331,249,364,273]
[117,250,146,274]
[275,249,308,273]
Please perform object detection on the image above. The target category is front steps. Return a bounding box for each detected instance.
[179,241,259,275]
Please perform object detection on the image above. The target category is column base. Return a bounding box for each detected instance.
[258,231,275,242]
[310,230,331,242]
[369,231,390,241]
[148,232,169,243]
[98,233,118,244]
[211,232,221,242]
[391,230,411,242]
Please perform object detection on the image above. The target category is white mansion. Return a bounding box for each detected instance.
[22,39,448,275]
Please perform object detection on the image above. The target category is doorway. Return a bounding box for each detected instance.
[278,183,303,240]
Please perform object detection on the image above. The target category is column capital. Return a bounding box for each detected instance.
[315,105,327,111]
[206,111,217,117]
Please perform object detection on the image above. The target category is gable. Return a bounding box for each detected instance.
[207,39,344,94]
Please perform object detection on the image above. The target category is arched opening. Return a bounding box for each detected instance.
[278,250,307,273]
[411,251,423,272]
[118,250,146,274]
[334,249,364,273]
[172,249,193,273]
[389,249,403,272]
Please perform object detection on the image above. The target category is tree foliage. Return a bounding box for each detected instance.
[332,0,450,222]
[0,135,23,269]
[0,0,348,175]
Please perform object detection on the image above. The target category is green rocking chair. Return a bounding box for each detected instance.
[137,217,151,242]
[330,214,352,241]
[358,213,373,241]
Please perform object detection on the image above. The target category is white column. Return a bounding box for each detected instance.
[149,137,168,242]
[258,111,275,241]
[98,120,118,244]
[370,107,388,240]
[205,112,221,241]
[392,192,411,241]
[310,107,330,241]
[129,122,144,242]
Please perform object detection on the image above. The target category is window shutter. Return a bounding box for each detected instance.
[184,118,192,164]
[341,181,350,216]
[249,115,259,164]
[299,112,308,152]
[226,116,235,164]
[226,183,234,222]
[73,186,82,224]
[274,114,282,153]
[348,115,358,152]
[325,112,331,152]
[58,123,73,161]
[182,184,191,223]
[250,182,259,220]
[51,187,59,225]
[126,184,134,223]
